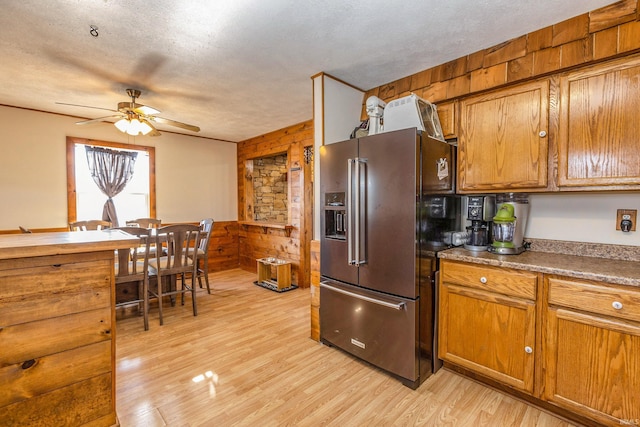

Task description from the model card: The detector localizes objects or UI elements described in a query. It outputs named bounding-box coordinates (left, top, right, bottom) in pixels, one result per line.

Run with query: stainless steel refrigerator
left=319, top=127, right=460, bottom=389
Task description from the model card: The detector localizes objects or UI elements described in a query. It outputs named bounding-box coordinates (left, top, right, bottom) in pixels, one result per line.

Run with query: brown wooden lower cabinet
left=438, top=261, right=538, bottom=394
left=544, top=276, right=640, bottom=426
left=439, top=260, right=640, bottom=427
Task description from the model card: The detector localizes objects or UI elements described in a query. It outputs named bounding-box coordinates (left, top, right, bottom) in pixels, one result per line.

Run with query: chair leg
left=203, top=256, right=211, bottom=294
left=191, top=272, right=198, bottom=316
left=157, top=274, right=164, bottom=326
left=180, top=273, right=186, bottom=306
left=143, top=277, right=149, bottom=331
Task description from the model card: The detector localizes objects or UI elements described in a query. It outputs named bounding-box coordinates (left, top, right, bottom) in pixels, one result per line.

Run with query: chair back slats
left=198, top=218, right=214, bottom=253
left=155, top=225, right=200, bottom=272
left=112, top=226, right=154, bottom=331
left=126, top=218, right=162, bottom=229
left=69, top=220, right=111, bottom=231
left=114, top=227, right=152, bottom=279
left=150, top=224, right=201, bottom=326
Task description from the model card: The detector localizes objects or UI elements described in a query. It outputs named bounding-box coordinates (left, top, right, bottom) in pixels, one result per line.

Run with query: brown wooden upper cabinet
left=435, top=101, right=456, bottom=139
left=458, top=80, right=550, bottom=193
left=558, top=54, right=640, bottom=190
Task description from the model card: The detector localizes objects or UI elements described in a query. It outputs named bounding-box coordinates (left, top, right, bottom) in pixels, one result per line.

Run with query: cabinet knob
left=612, top=301, right=623, bottom=310
left=480, top=276, right=487, bottom=284
left=524, top=346, right=533, bottom=354
left=539, top=130, right=547, bottom=137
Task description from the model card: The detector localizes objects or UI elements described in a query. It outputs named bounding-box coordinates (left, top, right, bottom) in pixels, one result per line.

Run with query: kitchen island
left=0, top=230, right=138, bottom=427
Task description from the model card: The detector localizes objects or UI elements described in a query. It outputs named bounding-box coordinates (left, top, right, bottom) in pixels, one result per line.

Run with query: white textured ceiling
left=0, top=0, right=613, bottom=142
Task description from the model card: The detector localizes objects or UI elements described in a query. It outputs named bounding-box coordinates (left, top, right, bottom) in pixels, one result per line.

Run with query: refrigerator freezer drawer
left=320, top=279, right=418, bottom=386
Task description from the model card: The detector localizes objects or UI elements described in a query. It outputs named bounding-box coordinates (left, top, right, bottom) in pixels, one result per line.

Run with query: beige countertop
left=439, top=246, right=640, bottom=288
left=0, top=229, right=139, bottom=259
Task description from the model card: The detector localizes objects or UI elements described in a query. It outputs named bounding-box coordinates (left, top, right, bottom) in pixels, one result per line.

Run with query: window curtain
left=85, top=146, right=138, bottom=227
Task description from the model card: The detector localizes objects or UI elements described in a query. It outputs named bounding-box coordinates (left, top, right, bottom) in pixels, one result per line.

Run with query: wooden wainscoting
left=310, top=239, right=320, bottom=341
left=237, top=120, right=314, bottom=288
left=207, top=220, right=240, bottom=272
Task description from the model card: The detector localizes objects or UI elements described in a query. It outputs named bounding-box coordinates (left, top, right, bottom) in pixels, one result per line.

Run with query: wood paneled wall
left=237, top=121, right=314, bottom=287
left=310, top=240, right=320, bottom=341
left=207, top=221, right=240, bottom=272
left=361, top=0, right=640, bottom=114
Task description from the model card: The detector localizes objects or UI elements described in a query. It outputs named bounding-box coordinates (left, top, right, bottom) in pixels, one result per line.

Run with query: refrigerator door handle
left=347, top=158, right=356, bottom=265
left=320, top=282, right=406, bottom=310
left=355, top=158, right=367, bottom=265
left=354, top=157, right=360, bottom=265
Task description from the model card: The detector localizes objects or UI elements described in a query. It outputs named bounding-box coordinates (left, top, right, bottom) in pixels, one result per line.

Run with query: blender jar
left=492, top=204, right=517, bottom=249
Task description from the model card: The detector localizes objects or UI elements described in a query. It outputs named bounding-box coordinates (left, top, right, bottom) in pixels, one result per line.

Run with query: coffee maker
left=489, top=193, right=529, bottom=255
left=462, top=195, right=495, bottom=251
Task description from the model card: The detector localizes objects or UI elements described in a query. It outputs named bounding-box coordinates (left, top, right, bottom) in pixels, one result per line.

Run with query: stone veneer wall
left=252, top=154, right=288, bottom=222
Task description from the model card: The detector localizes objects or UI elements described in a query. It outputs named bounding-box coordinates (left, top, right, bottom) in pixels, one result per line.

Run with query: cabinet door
left=558, top=55, right=640, bottom=188
left=544, top=308, right=640, bottom=426
left=435, top=101, right=456, bottom=139
left=458, top=80, right=549, bottom=192
left=438, top=282, right=536, bottom=393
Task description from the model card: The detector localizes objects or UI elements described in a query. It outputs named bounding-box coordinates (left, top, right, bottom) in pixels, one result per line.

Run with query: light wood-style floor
left=115, top=269, right=578, bottom=426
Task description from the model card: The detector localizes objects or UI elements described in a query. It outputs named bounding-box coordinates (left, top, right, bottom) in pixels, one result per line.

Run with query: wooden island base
left=0, top=230, right=138, bottom=427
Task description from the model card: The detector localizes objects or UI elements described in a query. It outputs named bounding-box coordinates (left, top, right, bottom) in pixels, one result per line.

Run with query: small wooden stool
left=257, top=257, right=291, bottom=289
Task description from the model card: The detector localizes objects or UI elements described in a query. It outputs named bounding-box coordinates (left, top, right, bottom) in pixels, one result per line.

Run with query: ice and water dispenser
left=324, top=192, right=346, bottom=240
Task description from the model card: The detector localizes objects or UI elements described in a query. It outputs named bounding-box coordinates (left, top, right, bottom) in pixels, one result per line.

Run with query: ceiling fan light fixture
left=114, top=117, right=153, bottom=136
left=114, top=118, right=130, bottom=133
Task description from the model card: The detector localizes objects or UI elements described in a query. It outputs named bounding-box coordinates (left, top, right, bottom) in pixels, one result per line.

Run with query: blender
left=489, top=193, right=529, bottom=255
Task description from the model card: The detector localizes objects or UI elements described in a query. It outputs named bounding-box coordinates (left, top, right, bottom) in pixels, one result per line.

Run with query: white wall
left=0, top=105, right=237, bottom=230
left=527, top=193, right=640, bottom=246
left=312, top=73, right=364, bottom=240
left=323, top=77, right=364, bottom=145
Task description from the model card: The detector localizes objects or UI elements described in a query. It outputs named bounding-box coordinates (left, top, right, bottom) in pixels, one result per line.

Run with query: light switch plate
left=616, top=209, right=637, bottom=231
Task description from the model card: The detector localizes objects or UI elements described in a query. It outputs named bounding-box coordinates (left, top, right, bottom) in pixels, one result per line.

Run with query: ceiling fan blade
left=56, top=102, right=118, bottom=113
left=76, top=115, right=124, bottom=125
left=140, top=118, right=162, bottom=137
left=135, top=104, right=160, bottom=115
left=118, top=101, right=160, bottom=115
left=148, top=116, right=200, bottom=132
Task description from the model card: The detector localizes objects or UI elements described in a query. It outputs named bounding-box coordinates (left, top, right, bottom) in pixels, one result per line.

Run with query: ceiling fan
left=57, top=89, right=200, bottom=136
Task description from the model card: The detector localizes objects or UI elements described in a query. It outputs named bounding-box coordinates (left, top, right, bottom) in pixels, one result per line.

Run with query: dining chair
left=190, top=218, right=214, bottom=294
left=69, top=220, right=112, bottom=231
left=148, top=224, right=200, bottom=326
left=113, top=227, right=156, bottom=331
left=126, top=218, right=162, bottom=229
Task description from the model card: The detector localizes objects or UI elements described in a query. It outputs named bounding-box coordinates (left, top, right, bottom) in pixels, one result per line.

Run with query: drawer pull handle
left=320, top=282, right=406, bottom=310
left=539, top=130, right=547, bottom=138
left=52, top=264, right=62, bottom=268
left=524, top=346, right=533, bottom=354
left=612, top=301, right=623, bottom=310
left=22, top=359, right=36, bottom=370
left=480, top=277, right=487, bottom=284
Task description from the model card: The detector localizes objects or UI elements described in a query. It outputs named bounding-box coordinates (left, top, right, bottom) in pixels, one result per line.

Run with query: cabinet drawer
left=441, top=261, right=537, bottom=300
left=548, top=276, right=640, bottom=323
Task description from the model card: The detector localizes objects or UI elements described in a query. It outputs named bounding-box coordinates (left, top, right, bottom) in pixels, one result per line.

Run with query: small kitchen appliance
left=489, top=193, right=529, bottom=255
left=381, top=93, right=446, bottom=141
left=463, top=195, right=495, bottom=251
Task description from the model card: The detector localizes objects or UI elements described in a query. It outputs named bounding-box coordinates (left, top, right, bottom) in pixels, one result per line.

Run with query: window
left=66, top=137, right=156, bottom=224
